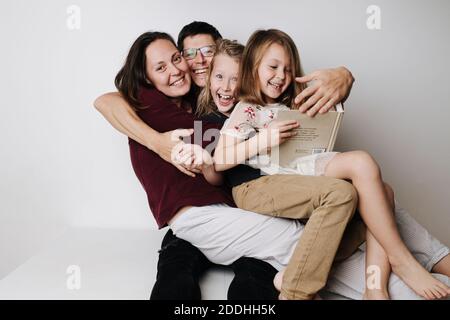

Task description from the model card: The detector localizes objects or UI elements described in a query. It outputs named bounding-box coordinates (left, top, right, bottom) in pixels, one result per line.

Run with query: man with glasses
left=181, top=43, right=217, bottom=87
left=178, top=22, right=222, bottom=89
left=94, top=21, right=356, bottom=300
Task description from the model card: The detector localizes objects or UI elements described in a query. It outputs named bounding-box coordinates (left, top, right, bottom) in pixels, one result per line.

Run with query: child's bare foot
left=273, top=270, right=284, bottom=292
left=363, top=289, right=390, bottom=300
left=390, top=253, right=450, bottom=300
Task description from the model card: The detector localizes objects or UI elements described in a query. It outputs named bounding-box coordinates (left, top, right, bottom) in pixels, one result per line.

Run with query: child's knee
left=350, top=151, right=381, bottom=179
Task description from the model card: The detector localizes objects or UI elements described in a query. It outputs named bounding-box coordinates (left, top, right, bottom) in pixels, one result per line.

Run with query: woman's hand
left=155, top=129, right=201, bottom=177
left=259, top=120, right=299, bottom=150
left=174, top=144, right=224, bottom=185
left=294, top=67, right=354, bottom=116
left=172, top=143, right=214, bottom=175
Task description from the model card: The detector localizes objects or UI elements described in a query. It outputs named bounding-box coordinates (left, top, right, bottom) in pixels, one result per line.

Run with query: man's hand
left=155, top=129, right=200, bottom=177
left=294, top=67, right=354, bottom=116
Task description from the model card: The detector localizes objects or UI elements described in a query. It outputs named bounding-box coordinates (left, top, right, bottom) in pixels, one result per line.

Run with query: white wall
left=1, top=0, right=449, bottom=279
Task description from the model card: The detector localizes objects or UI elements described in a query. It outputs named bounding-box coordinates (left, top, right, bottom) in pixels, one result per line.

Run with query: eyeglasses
left=182, top=45, right=217, bottom=60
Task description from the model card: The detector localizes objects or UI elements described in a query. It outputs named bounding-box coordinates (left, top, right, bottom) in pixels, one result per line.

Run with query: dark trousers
left=150, top=229, right=278, bottom=300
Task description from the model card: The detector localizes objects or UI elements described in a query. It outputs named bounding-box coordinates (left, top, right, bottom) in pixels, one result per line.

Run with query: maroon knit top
left=128, top=87, right=235, bottom=228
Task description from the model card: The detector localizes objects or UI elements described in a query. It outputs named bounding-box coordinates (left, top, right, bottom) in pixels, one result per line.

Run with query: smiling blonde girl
left=213, top=29, right=450, bottom=300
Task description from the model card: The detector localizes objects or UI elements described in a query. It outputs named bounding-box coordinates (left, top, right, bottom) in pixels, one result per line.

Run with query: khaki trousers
left=232, top=174, right=364, bottom=299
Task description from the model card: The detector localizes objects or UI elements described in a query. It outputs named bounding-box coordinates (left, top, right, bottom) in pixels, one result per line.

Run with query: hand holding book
left=269, top=106, right=344, bottom=167
left=262, top=120, right=300, bottom=147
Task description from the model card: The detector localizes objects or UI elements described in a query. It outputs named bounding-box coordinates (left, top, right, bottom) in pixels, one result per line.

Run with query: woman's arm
left=93, top=92, right=199, bottom=177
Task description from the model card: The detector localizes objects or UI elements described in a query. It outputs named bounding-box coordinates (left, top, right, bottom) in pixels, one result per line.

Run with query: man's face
left=182, top=34, right=216, bottom=88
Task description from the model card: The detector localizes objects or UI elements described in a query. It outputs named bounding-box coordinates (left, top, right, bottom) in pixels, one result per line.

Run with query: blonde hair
left=237, top=29, right=306, bottom=109
left=196, top=39, right=245, bottom=117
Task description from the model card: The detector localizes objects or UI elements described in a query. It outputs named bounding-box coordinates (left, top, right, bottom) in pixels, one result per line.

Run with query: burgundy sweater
left=129, top=88, right=235, bottom=228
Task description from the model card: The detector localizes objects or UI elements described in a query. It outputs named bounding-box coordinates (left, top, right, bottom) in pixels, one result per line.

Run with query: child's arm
left=213, top=132, right=268, bottom=172
left=213, top=102, right=265, bottom=172
left=202, top=163, right=224, bottom=186
left=213, top=120, right=299, bottom=172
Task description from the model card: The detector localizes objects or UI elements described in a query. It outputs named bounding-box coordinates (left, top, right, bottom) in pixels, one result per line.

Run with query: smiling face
left=183, top=34, right=217, bottom=88
left=145, top=39, right=191, bottom=99
left=257, top=43, right=292, bottom=103
left=209, top=54, right=240, bottom=115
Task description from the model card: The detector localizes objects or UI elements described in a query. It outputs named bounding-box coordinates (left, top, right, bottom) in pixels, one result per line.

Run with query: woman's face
left=257, top=43, right=292, bottom=103
left=209, top=54, right=239, bottom=115
left=145, top=39, right=191, bottom=98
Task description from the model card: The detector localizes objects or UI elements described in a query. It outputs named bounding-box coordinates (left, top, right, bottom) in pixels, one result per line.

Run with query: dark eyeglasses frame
left=182, top=45, right=217, bottom=60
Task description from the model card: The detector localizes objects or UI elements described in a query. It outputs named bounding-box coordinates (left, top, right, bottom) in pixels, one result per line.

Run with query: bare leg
left=363, top=183, right=394, bottom=300
left=432, top=255, right=450, bottom=277
left=324, top=151, right=450, bottom=300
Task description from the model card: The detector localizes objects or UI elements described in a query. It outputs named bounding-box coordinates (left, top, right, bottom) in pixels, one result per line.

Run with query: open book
left=270, top=105, right=344, bottom=167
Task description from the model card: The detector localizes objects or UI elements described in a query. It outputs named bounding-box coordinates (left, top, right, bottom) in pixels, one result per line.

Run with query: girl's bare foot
left=274, top=270, right=288, bottom=300
left=390, top=253, right=450, bottom=300
left=273, top=270, right=284, bottom=292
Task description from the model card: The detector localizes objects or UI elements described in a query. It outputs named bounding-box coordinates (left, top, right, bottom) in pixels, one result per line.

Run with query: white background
left=1, top=0, right=449, bottom=279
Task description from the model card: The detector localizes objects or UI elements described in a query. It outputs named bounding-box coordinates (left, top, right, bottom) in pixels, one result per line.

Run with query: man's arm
left=295, top=66, right=355, bottom=116
left=93, top=92, right=199, bottom=177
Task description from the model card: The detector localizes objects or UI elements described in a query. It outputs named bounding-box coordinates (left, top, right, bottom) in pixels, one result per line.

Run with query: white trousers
left=170, top=202, right=450, bottom=300
left=170, top=204, right=302, bottom=271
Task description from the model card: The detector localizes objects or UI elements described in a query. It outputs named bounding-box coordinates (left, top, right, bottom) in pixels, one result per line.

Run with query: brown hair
left=237, top=29, right=305, bottom=109
left=196, top=39, right=245, bottom=117
left=115, top=31, right=177, bottom=110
